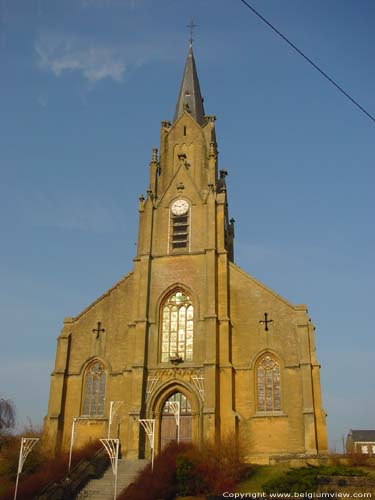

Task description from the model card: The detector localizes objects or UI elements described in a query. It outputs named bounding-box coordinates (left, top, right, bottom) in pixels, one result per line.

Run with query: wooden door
left=160, top=392, right=192, bottom=449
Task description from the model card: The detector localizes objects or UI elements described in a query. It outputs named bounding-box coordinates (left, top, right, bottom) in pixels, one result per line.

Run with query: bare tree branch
left=0, top=398, right=16, bottom=430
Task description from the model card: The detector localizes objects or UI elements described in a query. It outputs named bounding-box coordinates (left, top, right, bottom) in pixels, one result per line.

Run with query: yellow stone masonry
left=43, top=44, right=328, bottom=463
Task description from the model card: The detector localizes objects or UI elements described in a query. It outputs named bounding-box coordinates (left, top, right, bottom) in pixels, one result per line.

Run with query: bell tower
left=136, top=42, right=234, bottom=261
left=128, top=41, right=237, bottom=451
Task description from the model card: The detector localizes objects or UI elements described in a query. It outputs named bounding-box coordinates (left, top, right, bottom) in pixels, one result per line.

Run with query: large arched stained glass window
left=257, top=354, right=281, bottom=412
left=82, top=360, right=106, bottom=416
left=161, top=291, right=193, bottom=362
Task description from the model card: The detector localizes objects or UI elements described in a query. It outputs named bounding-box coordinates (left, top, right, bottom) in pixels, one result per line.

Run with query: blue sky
left=0, top=0, right=374, bottom=451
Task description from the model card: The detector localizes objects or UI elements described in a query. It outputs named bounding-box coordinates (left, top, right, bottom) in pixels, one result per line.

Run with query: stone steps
left=76, top=459, right=148, bottom=500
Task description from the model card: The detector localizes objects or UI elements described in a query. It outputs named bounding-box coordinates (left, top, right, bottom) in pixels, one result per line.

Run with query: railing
left=35, top=448, right=109, bottom=500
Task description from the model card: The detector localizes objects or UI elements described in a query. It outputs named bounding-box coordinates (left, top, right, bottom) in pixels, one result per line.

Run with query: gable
left=71, top=271, right=134, bottom=321
left=156, top=161, right=203, bottom=208
left=229, top=262, right=298, bottom=311
left=229, top=262, right=306, bottom=368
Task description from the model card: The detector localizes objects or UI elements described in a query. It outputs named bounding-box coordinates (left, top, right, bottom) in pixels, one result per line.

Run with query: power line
left=238, top=0, right=375, bottom=124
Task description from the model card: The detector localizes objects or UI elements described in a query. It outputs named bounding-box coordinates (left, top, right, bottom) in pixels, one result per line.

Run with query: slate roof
left=173, top=44, right=205, bottom=126
left=349, top=430, right=375, bottom=442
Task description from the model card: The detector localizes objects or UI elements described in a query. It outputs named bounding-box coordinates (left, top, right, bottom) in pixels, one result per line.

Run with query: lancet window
left=161, top=290, right=194, bottom=362
left=256, top=354, right=281, bottom=412
left=82, top=360, right=106, bottom=416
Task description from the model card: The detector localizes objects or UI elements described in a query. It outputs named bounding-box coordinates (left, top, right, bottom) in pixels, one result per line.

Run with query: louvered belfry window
left=82, top=360, right=106, bottom=416
left=257, top=354, right=281, bottom=412
left=161, top=291, right=194, bottom=362
left=171, top=213, right=189, bottom=250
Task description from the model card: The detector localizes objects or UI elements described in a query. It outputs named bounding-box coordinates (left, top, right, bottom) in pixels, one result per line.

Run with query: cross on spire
left=174, top=21, right=205, bottom=125
left=92, top=321, right=105, bottom=339
left=187, top=18, right=197, bottom=46
left=259, top=312, right=273, bottom=332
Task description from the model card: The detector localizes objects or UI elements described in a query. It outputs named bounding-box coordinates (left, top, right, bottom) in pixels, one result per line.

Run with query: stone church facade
left=44, top=43, right=328, bottom=462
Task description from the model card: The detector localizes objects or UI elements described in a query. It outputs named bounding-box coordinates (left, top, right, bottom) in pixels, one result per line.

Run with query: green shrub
left=176, top=454, right=195, bottom=496
left=319, top=465, right=368, bottom=477
left=262, top=465, right=368, bottom=494
left=263, top=467, right=318, bottom=494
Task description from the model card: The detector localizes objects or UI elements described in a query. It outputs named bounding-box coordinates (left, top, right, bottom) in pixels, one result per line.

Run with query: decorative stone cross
left=259, top=312, right=273, bottom=331
left=92, top=321, right=105, bottom=339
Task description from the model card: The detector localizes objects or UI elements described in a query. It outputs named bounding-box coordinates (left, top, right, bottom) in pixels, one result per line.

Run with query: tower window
left=170, top=199, right=190, bottom=252
left=172, top=215, right=189, bottom=249
left=256, top=354, right=281, bottom=412
left=183, top=126, right=187, bottom=136
left=161, top=290, right=194, bottom=363
left=82, top=360, right=106, bottom=416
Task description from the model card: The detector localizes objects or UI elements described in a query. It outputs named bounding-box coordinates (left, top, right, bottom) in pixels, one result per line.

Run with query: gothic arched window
left=82, top=360, right=106, bottom=416
left=162, top=392, right=192, bottom=416
left=256, top=354, right=281, bottom=412
left=161, top=290, right=194, bottom=362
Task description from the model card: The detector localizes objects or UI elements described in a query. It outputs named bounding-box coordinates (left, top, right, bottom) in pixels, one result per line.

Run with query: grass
left=235, top=463, right=371, bottom=494
left=235, top=464, right=290, bottom=493
left=364, top=467, right=375, bottom=479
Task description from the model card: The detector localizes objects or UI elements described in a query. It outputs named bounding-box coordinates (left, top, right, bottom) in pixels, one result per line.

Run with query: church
left=44, top=41, right=328, bottom=463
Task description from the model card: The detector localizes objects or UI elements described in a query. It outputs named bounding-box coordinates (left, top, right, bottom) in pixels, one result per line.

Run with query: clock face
left=171, top=199, right=189, bottom=216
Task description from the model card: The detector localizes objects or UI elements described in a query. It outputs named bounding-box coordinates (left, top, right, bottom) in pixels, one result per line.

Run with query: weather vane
left=187, top=18, right=197, bottom=45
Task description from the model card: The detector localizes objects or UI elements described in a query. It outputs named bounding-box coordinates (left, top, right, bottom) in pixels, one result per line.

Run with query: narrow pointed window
left=82, top=360, right=106, bottom=416
left=256, top=354, right=281, bottom=412
left=161, top=291, right=193, bottom=362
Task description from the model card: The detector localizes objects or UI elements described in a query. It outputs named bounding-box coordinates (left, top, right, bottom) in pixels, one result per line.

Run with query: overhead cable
left=238, top=0, right=375, bottom=124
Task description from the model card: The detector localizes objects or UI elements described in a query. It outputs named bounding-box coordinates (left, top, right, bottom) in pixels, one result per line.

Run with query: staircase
left=76, top=459, right=148, bottom=499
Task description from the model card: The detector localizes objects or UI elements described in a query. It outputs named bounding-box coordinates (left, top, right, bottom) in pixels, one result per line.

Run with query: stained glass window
left=257, top=354, right=281, bottom=412
left=82, top=361, right=106, bottom=416
left=161, top=291, right=193, bottom=362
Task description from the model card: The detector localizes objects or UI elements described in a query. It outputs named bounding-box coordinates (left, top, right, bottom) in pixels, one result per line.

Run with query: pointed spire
left=173, top=43, right=205, bottom=126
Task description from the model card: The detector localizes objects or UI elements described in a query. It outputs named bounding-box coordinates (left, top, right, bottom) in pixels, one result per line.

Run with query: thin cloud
left=35, top=31, right=187, bottom=85
left=35, top=34, right=129, bottom=83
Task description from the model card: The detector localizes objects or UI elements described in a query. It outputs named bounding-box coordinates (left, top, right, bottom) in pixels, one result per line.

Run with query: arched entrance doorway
left=160, top=392, right=192, bottom=449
